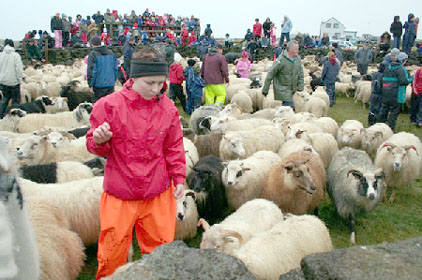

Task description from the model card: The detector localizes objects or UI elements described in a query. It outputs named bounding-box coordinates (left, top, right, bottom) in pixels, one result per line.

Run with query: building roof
left=321, top=17, right=342, bottom=24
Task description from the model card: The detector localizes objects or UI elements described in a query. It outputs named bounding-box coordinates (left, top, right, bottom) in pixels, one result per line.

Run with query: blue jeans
left=282, top=101, right=294, bottom=110
left=0, top=84, right=20, bottom=118
left=393, top=36, right=401, bottom=49
left=325, top=83, right=336, bottom=107
left=280, top=32, right=290, bottom=46
left=402, top=33, right=416, bottom=54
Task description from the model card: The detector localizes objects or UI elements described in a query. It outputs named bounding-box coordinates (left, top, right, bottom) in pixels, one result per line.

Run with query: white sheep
left=305, top=132, right=339, bottom=168
left=335, top=82, right=353, bottom=97
left=361, top=123, right=394, bottom=159
left=219, top=126, right=284, bottom=160
left=354, top=80, right=371, bottom=107
left=0, top=109, right=26, bottom=132
left=277, top=139, right=317, bottom=160
left=375, top=132, right=422, bottom=204
left=231, top=92, right=253, bottom=113
left=261, top=150, right=326, bottom=214
left=16, top=102, right=92, bottom=133
left=210, top=116, right=272, bottom=133
left=19, top=176, right=104, bottom=245
left=285, top=121, right=324, bottom=141
left=175, top=190, right=198, bottom=240
left=337, top=120, right=364, bottom=149
left=44, top=97, right=70, bottom=114
left=231, top=214, right=332, bottom=280
left=328, top=147, right=386, bottom=244
left=189, top=105, right=222, bottom=135
left=183, top=137, right=199, bottom=178
left=311, top=87, right=330, bottom=107
left=198, top=198, right=284, bottom=255
left=225, top=83, right=250, bottom=102
left=314, top=117, right=339, bottom=137
left=273, top=106, right=299, bottom=124
left=222, top=151, right=282, bottom=210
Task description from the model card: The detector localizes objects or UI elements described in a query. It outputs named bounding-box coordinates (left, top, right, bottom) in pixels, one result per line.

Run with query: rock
left=301, top=236, right=422, bottom=280
left=107, top=241, right=256, bottom=280
left=279, top=269, right=305, bottom=280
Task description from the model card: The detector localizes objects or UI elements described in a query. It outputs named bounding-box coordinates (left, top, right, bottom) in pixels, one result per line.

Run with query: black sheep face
left=349, top=170, right=384, bottom=201
left=9, top=109, right=26, bottom=118
left=41, top=96, right=54, bottom=106
left=60, top=85, right=70, bottom=97
left=189, top=169, right=212, bottom=193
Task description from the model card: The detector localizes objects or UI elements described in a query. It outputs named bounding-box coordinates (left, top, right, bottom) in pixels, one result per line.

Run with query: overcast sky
left=1, top=0, right=420, bottom=40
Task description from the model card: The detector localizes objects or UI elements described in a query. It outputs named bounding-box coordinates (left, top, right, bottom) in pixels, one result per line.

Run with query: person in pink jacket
left=236, top=50, right=252, bottom=78
left=86, top=46, right=185, bottom=279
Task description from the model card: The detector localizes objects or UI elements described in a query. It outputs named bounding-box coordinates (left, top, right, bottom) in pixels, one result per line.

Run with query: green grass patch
left=77, top=95, right=422, bottom=279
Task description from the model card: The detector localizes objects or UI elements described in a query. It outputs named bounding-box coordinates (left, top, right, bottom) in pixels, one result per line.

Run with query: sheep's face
left=16, top=136, right=48, bottom=164
left=209, top=116, right=228, bottom=131
left=176, top=191, right=196, bottom=222
left=200, top=225, right=242, bottom=254
left=296, top=112, right=316, bottom=122
left=348, top=169, right=385, bottom=201
left=361, top=130, right=383, bottom=150
left=189, top=169, right=212, bottom=193
left=224, top=135, right=245, bottom=157
left=391, top=147, right=409, bottom=171
left=74, top=103, right=93, bottom=123
left=39, top=81, right=47, bottom=91
left=272, top=118, right=291, bottom=135
left=223, top=161, right=250, bottom=188
left=8, top=109, right=26, bottom=118
left=296, top=91, right=310, bottom=102
left=339, top=128, right=360, bottom=145
left=48, top=132, right=70, bottom=148
left=52, top=97, right=68, bottom=110
left=284, top=162, right=316, bottom=194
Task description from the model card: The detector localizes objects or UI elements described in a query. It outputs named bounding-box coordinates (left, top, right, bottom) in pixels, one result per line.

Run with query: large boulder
left=300, top=236, right=422, bottom=280
left=107, top=241, right=255, bottom=280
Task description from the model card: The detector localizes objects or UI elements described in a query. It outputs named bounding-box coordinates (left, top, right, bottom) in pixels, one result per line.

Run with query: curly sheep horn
left=404, top=145, right=418, bottom=156
left=295, top=129, right=305, bottom=138
left=197, top=218, right=211, bottom=231
left=347, top=168, right=364, bottom=179
left=221, top=230, right=244, bottom=243
left=185, top=190, right=196, bottom=201
left=231, top=102, right=243, bottom=112
left=382, top=143, right=396, bottom=150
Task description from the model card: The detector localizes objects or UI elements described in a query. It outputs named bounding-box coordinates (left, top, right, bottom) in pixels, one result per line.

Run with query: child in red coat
left=169, top=52, right=186, bottom=111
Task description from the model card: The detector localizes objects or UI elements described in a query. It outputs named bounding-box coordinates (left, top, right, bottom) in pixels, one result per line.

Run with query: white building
left=320, top=18, right=357, bottom=40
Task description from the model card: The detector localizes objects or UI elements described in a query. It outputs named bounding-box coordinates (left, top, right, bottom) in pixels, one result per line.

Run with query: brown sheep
left=261, top=150, right=326, bottom=214
left=193, top=132, right=223, bottom=158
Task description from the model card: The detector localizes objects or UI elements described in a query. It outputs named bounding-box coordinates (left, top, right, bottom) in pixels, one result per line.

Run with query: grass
left=77, top=95, right=422, bottom=279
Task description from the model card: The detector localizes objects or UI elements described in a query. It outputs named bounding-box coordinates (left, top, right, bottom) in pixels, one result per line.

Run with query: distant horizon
left=2, top=0, right=420, bottom=41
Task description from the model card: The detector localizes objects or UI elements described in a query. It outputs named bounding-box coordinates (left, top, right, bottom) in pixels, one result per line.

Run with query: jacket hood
left=408, top=14, right=414, bottom=21
left=208, top=47, right=218, bottom=55
left=3, top=45, right=15, bottom=54
left=394, top=16, right=400, bottom=21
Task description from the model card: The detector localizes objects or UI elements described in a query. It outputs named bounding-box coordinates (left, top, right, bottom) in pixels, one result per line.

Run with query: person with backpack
left=368, top=63, right=385, bottom=125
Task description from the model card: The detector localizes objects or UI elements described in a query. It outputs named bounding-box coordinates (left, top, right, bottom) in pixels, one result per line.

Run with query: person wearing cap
left=354, top=43, right=373, bottom=75
left=86, top=46, right=185, bottom=279
left=0, top=39, right=23, bottom=118
left=204, top=24, right=213, bottom=40
left=402, top=13, right=416, bottom=54
left=396, top=52, right=413, bottom=108
left=245, top=37, right=259, bottom=62
left=376, top=52, right=412, bottom=131
left=169, top=52, right=186, bottom=112
left=87, top=35, right=118, bottom=102
left=322, top=51, right=340, bottom=107
left=411, top=63, right=422, bottom=126
left=200, top=44, right=229, bottom=106
left=383, top=47, right=400, bottom=65
left=262, top=40, right=304, bottom=109
left=236, top=50, right=252, bottom=78
left=51, top=13, right=63, bottom=48
left=104, top=9, right=116, bottom=36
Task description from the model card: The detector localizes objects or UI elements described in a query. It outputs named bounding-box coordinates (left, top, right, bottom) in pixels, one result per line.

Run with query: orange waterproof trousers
left=96, top=186, right=176, bottom=279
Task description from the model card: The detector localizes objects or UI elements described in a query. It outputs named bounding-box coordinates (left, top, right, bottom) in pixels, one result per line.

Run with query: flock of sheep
left=0, top=52, right=421, bottom=280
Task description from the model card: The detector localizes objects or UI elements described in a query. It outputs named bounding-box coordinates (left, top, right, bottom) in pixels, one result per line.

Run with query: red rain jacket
left=169, top=63, right=185, bottom=84
left=86, top=79, right=186, bottom=200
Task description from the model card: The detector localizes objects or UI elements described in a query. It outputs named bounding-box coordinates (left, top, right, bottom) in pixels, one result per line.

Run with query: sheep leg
left=348, top=214, right=356, bottom=245
left=388, top=189, right=396, bottom=205
left=313, top=207, right=319, bottom=217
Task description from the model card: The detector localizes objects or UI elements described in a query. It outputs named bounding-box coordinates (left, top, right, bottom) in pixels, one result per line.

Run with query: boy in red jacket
left=169, top=52, right=186, bottom=112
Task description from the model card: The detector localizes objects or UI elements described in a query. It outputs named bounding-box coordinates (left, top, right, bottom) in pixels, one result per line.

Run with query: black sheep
left=60, top=81, right=93, bottom=111
left=67, top=126, right=91, bottom=138
left=6, top=96, right=53, bottom=114
left=186, top=155, right=227, bottom=222
left=20, top=163, right=60, bottom=183
left=310, top=72, right=324, bottom=92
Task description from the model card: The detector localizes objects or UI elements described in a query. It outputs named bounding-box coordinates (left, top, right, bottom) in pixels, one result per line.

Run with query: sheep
left=272, top=117, right=293, bottom=135
left=243, top=107, right=277, bottom=120
left=285, top=121, right=325, bottom=141
left=210, top=116, right=272, bottom=133
left=183, top=137, right=199, bottom=178
left=311, top=87, right=330, bottom=107
left=60, top=80, right=93, bottom=111
left=66, top=126, right=90, bottom=138
left=190, top=105, right=222, bottom=135
left=0, top=109, right=26, bottom=132
left=175, top=190, right=198, bottom=240
left=314, top=117, right=339, bottom=137
left=375, top=132, right=422, bottom=204
left=6, top=95, right=54, bottom=114
left=222, top=151, right=282, bottom=210
left=230, top=214, right=332, bottom=280
left=305, top=132, right=339, bottom=168
left=19, top=176, right=104, bottom=245
left=225, top=83, right=250, bottom=102
left=327, top=147, right=386, bottom=244
left=274, top=106, right=300, bottom=124
left=217, top=103, right=243, bottom=119
left=278, top=139, right=317, bottom=160
left=20, top=161, right=94, bottom=184
left=293, top=90, right=328, bottom=117
left=337, top=120, right=364, bottom=149
left=219, top=126, right=284, bottom=160
left=44, top=96, right=70, bottom=114
left=361, top=123, right=394, bottom=159
left=186, top=155, right=226, bottom=222
left=335, top=82, right=353, bottom=97
left=16, top=102, right=92, bottom=133
left=21, top=82, right=43, bottom=100
left=198, top=198, right=284, bottom=255
left=193, top=132, right=222, bottom=158
left=83, top=156, right=107, bottom=176
left=41, top=81, right=61, bottom=97
left=261, top=150, right=326, bottom=215
left=0, top=137, right=40, bottom=280
left=231, top=92, right=253, bottom=113
left=354, top=80, right=371, bottom=106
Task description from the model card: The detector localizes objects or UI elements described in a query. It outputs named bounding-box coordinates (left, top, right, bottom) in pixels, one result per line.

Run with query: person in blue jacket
left=321, top=51, right=340, bottom=107
left=402, top=13, right=416, bottom=54
left=184, top=59, right=205, bottom=114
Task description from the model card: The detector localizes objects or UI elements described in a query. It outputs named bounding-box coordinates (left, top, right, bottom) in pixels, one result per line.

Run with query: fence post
left=44, top=38, right=49, bottom=63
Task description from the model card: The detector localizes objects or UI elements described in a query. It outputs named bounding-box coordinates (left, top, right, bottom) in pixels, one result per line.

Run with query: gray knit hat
left=90, top=35, right=102, bottom=46
left=390, top=48, right=400, bottom=56
left=397, top=52, right=408, bottom=63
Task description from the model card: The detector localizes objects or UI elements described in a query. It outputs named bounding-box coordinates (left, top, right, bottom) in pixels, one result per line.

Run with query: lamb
left=222, top=151, right=282, bottom=210
left=20, top=161, right=94, bottom=184
left=375, top=132, right=422, bottom=204
left=293, top=90, right=328, bottom=117
left=193, top=132, right=223, bottom=158
left=0, top=109, right=26, bottom=132
left=198, top=198, right=284, bottom=255
left=361, top=123, right=394, bottom=159
left=274, top=106, right=300, bottom=124
left=16, top=102, right=92, bottom=133
left=230, top=214, right=332, bottom=280
left=337, top=120, right=364, bottom=149
left=189, top=105, right=222, bottom=135
left=6, top=95, right=54, bottom=114
left=186, top=155, right=227, bottom=222
left=335, top=82, right=353, bottom=97
left=219, top=126, right=284, bottom=160
left=327, top=147, right=386, bottom=244
left=175, top=190, right=198, bottom=240
left=210, top=116, right=272, bottom=133
left=278, top=139, right=317, bottom=160
left=19, top=176, right=104, bottom=245
left=305, top=132, right=339, bottom=168
left=261, top=150, right=326, bottom=215
left=41, top=81, right=61, bottom=97
left=231, top=92, right=253, bottom=113
left=183, top=137, right=199, bottom=177
left=60, top=80, right=93, bottom=111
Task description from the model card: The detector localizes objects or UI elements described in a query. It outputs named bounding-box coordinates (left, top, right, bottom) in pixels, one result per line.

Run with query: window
left=334, top=23, right=339, bottom=28
left=326, top=23, right=331, bottom=28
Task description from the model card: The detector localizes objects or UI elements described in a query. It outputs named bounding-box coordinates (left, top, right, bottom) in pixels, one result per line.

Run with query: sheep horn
left=221, top=230, right=244, bottom=243
left=185, top=190, right=196, bottom=200
left=404, top=145, right=418, bottom=156
left=382, top=143, right=396, bottom=150
left=197, top=218, right=210, bottom=231
left=295, top=129, right=305, bottom=138
left=347, top=168, right=364, bottom=179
